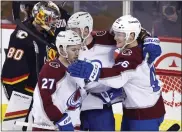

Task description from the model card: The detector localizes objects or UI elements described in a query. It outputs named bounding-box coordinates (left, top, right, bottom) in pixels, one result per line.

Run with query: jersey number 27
left=42, top=78, right=55, bottom=90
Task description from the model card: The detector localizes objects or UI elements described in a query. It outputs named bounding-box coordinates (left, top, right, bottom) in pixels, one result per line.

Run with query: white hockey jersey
left=98, top=46, right=165, bottom=119
left=78, top=31, right=116, bottom=111
left=32, top=59, right=83, bottom=127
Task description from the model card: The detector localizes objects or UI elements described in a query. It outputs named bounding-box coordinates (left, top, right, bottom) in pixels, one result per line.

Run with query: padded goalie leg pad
left=2, top=91, right=32, bottom=130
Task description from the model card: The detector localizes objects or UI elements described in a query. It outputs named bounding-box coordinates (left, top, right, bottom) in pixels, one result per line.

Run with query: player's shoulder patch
left=49, top=61, right=60, bottom=68
left=93, top=30, right=115, bottom=46
left=16, top=30, right=28, bottom=39
left=119, top=47, right=143, bottom=66
left=121, top=49, right=133, bottom=56
left=95, top=31, right=107, bottom=36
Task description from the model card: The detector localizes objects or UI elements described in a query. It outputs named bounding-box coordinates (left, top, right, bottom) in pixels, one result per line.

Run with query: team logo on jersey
left=46, top=47, right=57, bottom=62
left=49, top=62, right=60, bottom=68
left=67, top=85, right=82, bottom=110
left=122, top=49, right=132, bottom=56
left=16, top=30, right=28, bottom=39
left=96, top=31, right=107, bottom=36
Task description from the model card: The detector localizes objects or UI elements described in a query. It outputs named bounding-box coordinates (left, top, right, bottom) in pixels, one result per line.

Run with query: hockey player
left=12, top=1, right=70, bottom=35
left=12, top=1, right=70, bottom=62
left=31, top=1, right=70, bottom=37
left=66, top=12, right=162, bottom=131
left=1, top=2, right=61, bottom=127
left=68, top=15, right=165, bottom=131
left=2, top=0, right=60, bottom=99
left=31, top=1, right=70, bottom=62
left=32, top=30, right=83, bottom=131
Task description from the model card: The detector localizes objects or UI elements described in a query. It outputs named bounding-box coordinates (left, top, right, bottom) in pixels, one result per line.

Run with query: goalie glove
left=68, top=59, right=102, bottom=82
left=92, top=88, right=127, bottom=105
left=143, top=37, right=161, bottom=65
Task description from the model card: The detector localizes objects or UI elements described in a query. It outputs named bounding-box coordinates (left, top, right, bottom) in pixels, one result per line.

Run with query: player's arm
left=98, top=64, right=132, bottom=88
left=137, top=28, right=161, bottom=64
left=54, top=7, right=70, bottom=36
left=38, top=63, right=75, bottom=131
left=68, top=48, right=143, bottom=88
left=37, top=64, right=63, bottom=122
left=1, top=30, right=31, bottom=98
left=100, top=48, right=143, bottom=82
left=99, top=60, right=134, bottom=79
left=137, top=27, right=152, bottom=43
left=92, top=31, right=116, bottom=46
left=68, top=59, right=137, bottom=88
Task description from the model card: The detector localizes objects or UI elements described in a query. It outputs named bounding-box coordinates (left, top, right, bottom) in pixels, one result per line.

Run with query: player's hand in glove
left=68, top=59, right=102, bottom=81
left=55, top=113, right=74, bottom=131
left=137, top=27, right=151, bottom=44
left=143, top=37, right=162, bottom=65
left=92, top=88, right=127, bottom=105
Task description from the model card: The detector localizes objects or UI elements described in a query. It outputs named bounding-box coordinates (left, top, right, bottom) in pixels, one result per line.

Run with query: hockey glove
left=92, top=88, right=127, bottom=105
left=137, top=27, right=151, bottom=44
left=143, top=37, right=162, bottom=65
left=68, top=59, right=102, bottom=82
left=56, top=113, right=74, bottom=131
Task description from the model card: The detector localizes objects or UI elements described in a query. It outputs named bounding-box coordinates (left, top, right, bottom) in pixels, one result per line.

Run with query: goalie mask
left=56, top=30, right=82, bottom=58
left=32, top=1, right=61, bottom=36
left=112, top=15, right=141, bottom=49
left=67, top=12, right=93, bottom=41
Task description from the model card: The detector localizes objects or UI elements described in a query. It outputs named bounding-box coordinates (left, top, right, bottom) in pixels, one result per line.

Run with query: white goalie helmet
left=112, top=15, right=141, bottom=41
left=67, top=11, right=93, bottom=40
left=56, top=30, right=82, bottom=57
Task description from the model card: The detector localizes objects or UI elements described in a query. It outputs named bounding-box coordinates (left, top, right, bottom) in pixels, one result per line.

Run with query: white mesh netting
left=156, top=69, right=182, bottom=107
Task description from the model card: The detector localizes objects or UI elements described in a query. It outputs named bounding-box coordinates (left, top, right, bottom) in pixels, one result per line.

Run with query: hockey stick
left=15, top=19, right=57, bottom=50
left=22, top=41, right=39, bottom=131
left=33, top=41, right=40, bottom=78
left=167, top=123, right=180, bottom=131
left=15, top=121, right=57, bottom=130
left=60, top=1, right=67, bottom=7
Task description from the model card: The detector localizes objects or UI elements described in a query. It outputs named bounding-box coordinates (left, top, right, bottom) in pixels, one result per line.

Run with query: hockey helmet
left=112, top=15, right=141, bottom=43
left=56, top=30, right=82, bottom=58
left=32, top=1, right=61, bottom=36
left=67, top=12, right=93, bottom=40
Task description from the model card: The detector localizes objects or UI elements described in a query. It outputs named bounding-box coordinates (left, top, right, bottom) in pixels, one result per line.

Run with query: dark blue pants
left=121, top=115, right=164, bottom=131
left=80, top=105, right=115, bottom=131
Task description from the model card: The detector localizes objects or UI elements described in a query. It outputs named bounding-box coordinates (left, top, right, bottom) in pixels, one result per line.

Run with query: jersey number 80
left=7, top=47, right=24, bottom=61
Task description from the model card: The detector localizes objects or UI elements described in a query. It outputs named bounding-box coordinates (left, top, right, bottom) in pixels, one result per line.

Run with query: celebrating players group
left=1, top=1, right=165, bottom=131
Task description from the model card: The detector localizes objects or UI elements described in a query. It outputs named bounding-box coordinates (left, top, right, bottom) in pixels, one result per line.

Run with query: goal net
left=156, top=69, right=181, bottom=130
